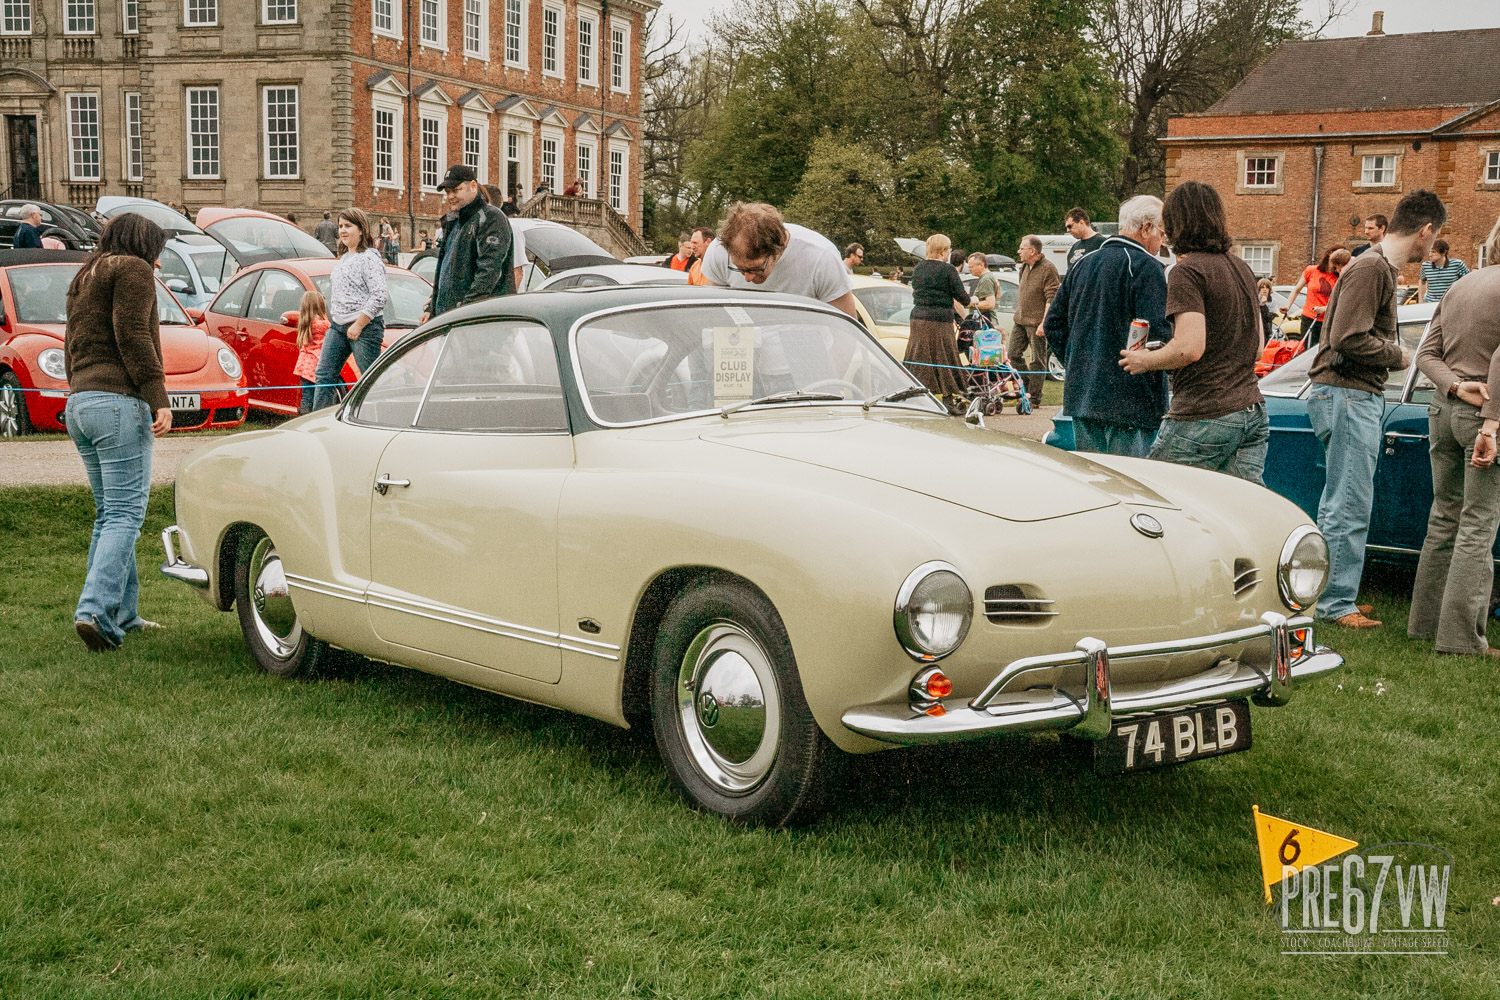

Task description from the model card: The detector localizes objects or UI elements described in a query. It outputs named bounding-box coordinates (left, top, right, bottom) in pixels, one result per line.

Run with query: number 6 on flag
left=1252, top=804, right=1359, bottom=903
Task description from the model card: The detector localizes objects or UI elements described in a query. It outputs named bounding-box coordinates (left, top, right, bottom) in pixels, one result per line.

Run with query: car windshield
left=1258, top=317, right=1433, bottom=401
left=311, top=270, right=429, bottom=328
left=185, top=245, right=235, bottom=291
left=574, top=302, right=940, bottom=425
left=9, top=264, right=190, bottom=325
left=853, top=285, right=913, bottom=326
left=104, top=202, right=199, bottom=234
left=209, top=217, right=334, bottom=259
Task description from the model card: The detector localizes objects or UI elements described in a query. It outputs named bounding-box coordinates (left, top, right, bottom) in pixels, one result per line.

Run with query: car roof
left=218, top=257, right=430, bottom=283
left=430, top=283, right=849, bottom=332
left=542, top=263, right=688, bottom=285
left=0, top=248, right=92, bottom=267
left=197, top=206, right=293, bottom=228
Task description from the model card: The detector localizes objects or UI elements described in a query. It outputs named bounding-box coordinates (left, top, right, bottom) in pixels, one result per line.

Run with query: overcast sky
left=661, top=0, right=1500, bottom=40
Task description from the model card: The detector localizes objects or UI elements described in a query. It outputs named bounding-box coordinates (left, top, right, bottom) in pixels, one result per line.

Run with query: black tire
left=1047, top=353, right=1066, bottom=383
left=0, top=370, right=33, bottom=438
left=233, top=529, right=327, bottom=678
left=649, top=574, right=831, bottom=827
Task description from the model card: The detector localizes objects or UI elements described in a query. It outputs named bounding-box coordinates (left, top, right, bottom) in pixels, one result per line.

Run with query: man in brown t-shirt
left=1118, top=181, right=1268, bottom=483
left=1303, top=190, right=1443, bottom=629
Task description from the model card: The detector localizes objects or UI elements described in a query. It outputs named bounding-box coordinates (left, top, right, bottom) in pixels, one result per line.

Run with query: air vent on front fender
left=983, top=585, right=1055, bottom=625
left=1233, top=558, right=1260, bottom=598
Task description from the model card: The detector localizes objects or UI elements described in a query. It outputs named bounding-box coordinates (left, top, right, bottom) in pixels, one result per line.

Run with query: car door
left=365, top=319, right=574, bottom=685
left=1369, top=319, right=1440, bottom=556
left=206, top=270, right=259, bottom=366
left=242, top=268, right=307, bottom=412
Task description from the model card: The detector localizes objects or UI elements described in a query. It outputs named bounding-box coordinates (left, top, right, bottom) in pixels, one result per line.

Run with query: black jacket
left=13, top=222, right=43, bottom=249
left=428, top=197, right=516, bottom=316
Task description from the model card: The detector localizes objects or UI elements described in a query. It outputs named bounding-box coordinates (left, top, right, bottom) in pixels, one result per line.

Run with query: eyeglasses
left=728, top=253, right=779, bottom=278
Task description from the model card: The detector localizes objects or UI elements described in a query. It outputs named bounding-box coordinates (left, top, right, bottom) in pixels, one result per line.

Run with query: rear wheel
left=1047, top=353, right=1066, bottom=383
left=233, top=529, right=327, bottom=677
left=0, top=371, right=33, bottom=438
left=650, top=575, right=830, bottom=826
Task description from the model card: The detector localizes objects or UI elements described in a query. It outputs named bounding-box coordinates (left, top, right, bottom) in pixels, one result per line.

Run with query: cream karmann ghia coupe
left=162, top=286, right=1342, bottom=826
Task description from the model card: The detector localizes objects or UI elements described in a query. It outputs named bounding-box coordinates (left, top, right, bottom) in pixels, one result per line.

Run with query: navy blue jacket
left=1042, top=236, right=1170, bottom=430
left=12, top=222, right=43, bottom=249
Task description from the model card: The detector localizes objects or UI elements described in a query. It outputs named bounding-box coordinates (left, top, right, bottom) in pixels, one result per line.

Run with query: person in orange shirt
left=686, top=226, right=714, bottom=286
left=663, top=234, right=693, bottom=271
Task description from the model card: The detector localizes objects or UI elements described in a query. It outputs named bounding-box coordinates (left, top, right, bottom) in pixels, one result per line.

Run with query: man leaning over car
left=421, top=164, right=516, bottom=323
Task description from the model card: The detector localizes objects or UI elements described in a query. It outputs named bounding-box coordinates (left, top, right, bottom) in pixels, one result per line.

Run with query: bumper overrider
left=842, top=612, right=1341, bottom=746
left=161, top=526, right=210, bottom=589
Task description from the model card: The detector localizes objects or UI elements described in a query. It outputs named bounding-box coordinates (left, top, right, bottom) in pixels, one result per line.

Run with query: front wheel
left=650, top=576, right=831, bottom=826
left=233, top=529, right=327, bottom=677
left=1047, top=353, right=1066, bottom=383
left=0, top=371, right=33, bottom=437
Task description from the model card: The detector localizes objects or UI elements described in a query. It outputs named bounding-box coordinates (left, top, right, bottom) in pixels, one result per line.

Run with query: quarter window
left=263, top=86, right=300, bottom=178
left=185, top=0, right=216, bottom=26
left=1240, top=245, right=1275, bottom=278
left=1361, top=154, right=1396, bottom=186
left=65, top=0, right=93, bottom=32
left=66, top=93, right=101, bottom=181
left=2, top=1, right=30, bottom=34
left=1243, top=157, right=1277, bottom=188
left=351, top=332, right=450, bottom=428
left=415, top=323, right=569, bottom=433
left=187, top=87, right=220, bottom=178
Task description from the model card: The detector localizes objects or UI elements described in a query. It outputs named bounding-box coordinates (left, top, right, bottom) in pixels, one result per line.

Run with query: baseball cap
left=437, top=164, right=478, bottom=190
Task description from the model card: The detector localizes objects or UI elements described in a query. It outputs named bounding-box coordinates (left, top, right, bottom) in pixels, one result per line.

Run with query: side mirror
left=184, top=306, right=205, bottom=325
left=165, top=278, right=192, bottom=294
left=280, top=310, right=300, bottom=328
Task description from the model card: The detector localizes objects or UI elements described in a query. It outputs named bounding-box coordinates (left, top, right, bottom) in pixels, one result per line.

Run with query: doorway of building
left=5, top=116, right=40, bottom=200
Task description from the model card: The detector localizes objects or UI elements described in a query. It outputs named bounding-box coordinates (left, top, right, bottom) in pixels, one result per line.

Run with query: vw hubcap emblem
left=1131, top=512, right=1164, bottom=538
left=697, top=691, right=720, bottom=728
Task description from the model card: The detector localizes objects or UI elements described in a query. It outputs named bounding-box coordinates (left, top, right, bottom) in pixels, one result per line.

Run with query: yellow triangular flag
left=1252, top=805, right=1359, bottom=903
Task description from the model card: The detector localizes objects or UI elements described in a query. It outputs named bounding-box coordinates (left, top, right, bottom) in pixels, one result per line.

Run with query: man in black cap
left=421, top=164, right=516, bottom=322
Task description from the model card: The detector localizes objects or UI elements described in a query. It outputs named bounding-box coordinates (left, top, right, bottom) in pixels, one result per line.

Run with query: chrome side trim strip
left=366, top=598, right=565, bottom=650
left=284, top=572, right=365, bottom=599
left=559, top=643, right=619, bottom=661
left=286, top=580, right=366, bottom=604
left=368, top=590, right=561, bottom=639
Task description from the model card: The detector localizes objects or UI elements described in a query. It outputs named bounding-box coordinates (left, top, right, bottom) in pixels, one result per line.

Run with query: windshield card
left=713, top=327, right=755, bottom=404
left=724, top=306, right=754, bottom=326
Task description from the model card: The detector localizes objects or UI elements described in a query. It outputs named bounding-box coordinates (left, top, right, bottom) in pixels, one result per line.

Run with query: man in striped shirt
left=1419, top=240, right=1470, bottom=302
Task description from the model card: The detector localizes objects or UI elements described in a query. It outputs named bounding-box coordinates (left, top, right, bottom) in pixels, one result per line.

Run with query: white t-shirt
left=700, top=223, right=852, bottom=303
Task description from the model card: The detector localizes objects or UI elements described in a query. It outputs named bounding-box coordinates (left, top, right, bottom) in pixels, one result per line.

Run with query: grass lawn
left=1, top=485, right=1496, bottom=999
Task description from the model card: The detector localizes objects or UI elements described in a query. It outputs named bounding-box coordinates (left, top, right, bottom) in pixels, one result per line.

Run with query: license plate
left=168, top=393, right=201, bottom=411
left=1093, top=699, right=1252, bottom=775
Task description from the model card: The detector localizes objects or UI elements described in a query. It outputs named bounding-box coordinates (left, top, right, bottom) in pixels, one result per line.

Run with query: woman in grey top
left=1410, top=215, right=1500, bottom=657
left=312, top=208, right=388, bottom=411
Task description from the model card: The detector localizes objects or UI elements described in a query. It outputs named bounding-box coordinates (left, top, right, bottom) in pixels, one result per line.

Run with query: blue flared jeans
left=1306, top=384, right=1383, bottom=620
left=67, top=391, right=153, bottom=646
left=311, top=316, right=384, bottom=411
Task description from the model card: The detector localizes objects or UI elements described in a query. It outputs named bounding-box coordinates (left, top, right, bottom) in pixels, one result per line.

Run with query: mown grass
left=1, top=485, right=1496, bottom=999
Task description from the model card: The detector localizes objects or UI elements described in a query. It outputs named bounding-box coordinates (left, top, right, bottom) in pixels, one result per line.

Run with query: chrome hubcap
left=677, top=622, right=780, bottom=794
left=248, top=537, right=301, bottom=659
left=0, top=385, right=21, bottom=437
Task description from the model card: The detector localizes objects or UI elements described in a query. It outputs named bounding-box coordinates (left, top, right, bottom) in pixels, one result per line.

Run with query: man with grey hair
left=1043, top=195, right=1171, bottom=456
left=13, top=204, right=44, bottom=249
left=1011, top=235, right=1059, bottom=405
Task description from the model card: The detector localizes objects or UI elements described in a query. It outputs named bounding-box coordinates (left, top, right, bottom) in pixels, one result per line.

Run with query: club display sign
left=713, top=327, right=755, bottom=405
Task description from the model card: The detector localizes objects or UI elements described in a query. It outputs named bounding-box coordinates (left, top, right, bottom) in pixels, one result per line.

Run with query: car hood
left=24, top=323, right=209, bottom=374
left=699, top=412, right=1178, bottom=521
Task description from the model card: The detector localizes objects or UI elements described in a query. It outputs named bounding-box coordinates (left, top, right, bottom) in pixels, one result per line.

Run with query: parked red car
left=200, top=257, right=431, bottom=415
left=0, top=249, right=248, bottom=437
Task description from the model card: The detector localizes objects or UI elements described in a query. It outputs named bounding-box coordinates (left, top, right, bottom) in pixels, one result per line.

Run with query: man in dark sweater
left=1306, top=190, right=1445, bottom=629
left=1044, top=195, right=1170, bottom=457
left=422, top=165, right=515, bottom=321
left=13, top=204, right=44, bottom=249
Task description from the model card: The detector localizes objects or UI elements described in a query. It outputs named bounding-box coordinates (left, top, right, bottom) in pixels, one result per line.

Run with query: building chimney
left=1368, top=11, right=1385, bottom=35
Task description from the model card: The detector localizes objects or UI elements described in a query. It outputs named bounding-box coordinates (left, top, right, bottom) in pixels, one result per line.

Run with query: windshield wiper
left=719, top=390, right=846, bottom=418
left=862, top=386, right=932, bottom=410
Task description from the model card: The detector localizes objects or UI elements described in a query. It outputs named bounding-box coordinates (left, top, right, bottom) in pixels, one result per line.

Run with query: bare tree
left=1097, top=0, right=1351, bottom=197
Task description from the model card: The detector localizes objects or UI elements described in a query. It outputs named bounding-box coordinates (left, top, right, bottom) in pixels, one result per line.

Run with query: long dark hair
left=68, top=212, right=168, bottom=296
left=338, top=207, right=376, bottom=255
left=1162, top=180, right=1232, bottom=255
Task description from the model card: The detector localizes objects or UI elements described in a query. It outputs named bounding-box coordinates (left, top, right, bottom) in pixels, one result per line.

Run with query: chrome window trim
left=566, top=297, right=937, bottom=429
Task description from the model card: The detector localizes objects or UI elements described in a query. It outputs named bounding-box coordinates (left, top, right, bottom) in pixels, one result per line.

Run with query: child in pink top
left=294, top=289, right=331, bottom=414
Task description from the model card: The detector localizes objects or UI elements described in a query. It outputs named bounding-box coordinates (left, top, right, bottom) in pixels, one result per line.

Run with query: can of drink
left=1127, top=318, right=1150, bottom=351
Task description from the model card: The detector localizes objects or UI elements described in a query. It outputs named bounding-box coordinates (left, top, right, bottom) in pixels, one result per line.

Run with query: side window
left=574, top=274, right=616, bottom=287
left=212, top=272, right=260, bottom=317
left=414, top=322, right=569, bottom=433
left=999, top=280, right=1019, bottom=312
left=548, top=274, right=580, bottom=289
left=246, top=269, right=305, bottom=324
left=349, top=331, right=448, bottom=428
left=157, top=248, right=192, bottom=289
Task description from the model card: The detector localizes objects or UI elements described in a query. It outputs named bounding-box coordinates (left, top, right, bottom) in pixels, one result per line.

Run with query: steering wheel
left=801, top=378, right=863, bottom=398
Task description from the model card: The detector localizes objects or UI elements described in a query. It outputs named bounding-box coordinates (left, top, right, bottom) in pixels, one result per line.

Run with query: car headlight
left=894, top=561, right=973, bottom=661
left=217, top=347, right=242, bottom=379
left=37, top=348, right=67, bottom=381
left=1278, top=526, right=1329, bottom=611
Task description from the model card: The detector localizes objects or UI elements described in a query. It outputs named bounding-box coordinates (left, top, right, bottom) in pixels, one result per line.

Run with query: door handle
left=374, top=474, right=410, bottom=495
left=1384, top=432, right=1426, bottom=441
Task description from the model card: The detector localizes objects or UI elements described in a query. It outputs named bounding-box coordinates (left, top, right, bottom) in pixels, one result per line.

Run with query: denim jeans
left=1306, top=384, right=1384, bottom=620
left=67, top=391, right=153, bottom=646
left=1409, top=396, right=1500, bottom=653
left=1072, top=417, right=1156, bottom=458
left=1149, top=404, right=1270, bottom=485
left=298, top=378, right=315, bottom=415
left=311, top=316, right=384, bottom=411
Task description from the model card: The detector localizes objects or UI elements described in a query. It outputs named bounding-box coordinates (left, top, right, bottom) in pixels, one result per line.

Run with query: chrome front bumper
left=160, top=525, right=210, bottom=589
left=841, top=612, right=1341, bottom=746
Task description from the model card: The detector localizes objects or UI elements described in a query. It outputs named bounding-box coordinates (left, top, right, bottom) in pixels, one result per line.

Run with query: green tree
left=785, top=137, right=910, bottom=263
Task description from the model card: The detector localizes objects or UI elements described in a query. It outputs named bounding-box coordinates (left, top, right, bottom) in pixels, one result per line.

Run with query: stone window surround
left=1479, top=147, right=1500, bottom=192
left=262, top=0, right=296, bottom=26
left=65, top=90, right=102, bottom=182
left=576, top=4, right=599, bottom=89
left=122, top=91, right=143, bottom=182
left=1234, top=150, right=1285, bottom=196
left=372, top=0, right=400, bottom=40
left=418, top=0, right=446, bottom=52
left=261, top=82, right=301, bottom=181
left=2, top=0, right=32, bottom=35
left=372, top=93, right=405, bottom=191
left=185, top=84, right=222, bottom=180
left=608, top=16, right=630, bottom=94
left=464, top=0, right=489, bottom=62
left=607, top=137, right=628, bottom=212
left=461, top=108, right=490, bottom=184
left=1352, top=143, right=1403, bottom=193
left=541, top=1, right=564, bottom=79
left=183, top=0, right=217, bottom=29
left=64, top=0, right=95, bottom=35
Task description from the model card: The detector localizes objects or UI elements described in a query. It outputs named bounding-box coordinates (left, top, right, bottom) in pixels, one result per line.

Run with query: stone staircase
left=520, top=194, right=650, bottom=259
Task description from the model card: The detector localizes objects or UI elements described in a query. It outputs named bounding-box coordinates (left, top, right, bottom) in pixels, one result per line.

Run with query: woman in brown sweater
left=64, top=212, right=172, bottom=652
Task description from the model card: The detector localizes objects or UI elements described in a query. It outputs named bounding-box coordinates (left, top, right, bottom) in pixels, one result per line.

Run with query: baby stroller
left=958, top=310, right=1031, bottom=416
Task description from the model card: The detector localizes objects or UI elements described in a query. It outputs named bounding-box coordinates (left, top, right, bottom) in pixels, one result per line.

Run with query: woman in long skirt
left=904, top=233, right=971, bottom=411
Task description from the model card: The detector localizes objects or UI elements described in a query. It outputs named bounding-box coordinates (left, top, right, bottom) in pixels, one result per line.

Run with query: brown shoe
left=1333, top=612, right=1382, bottom=629
left=1356, top=605, right=1374, bottom=615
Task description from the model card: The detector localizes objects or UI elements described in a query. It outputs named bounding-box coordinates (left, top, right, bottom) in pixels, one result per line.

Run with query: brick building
left=1164, top=21, right=1500, bottom=285
left=0, top=0, right=655, bottom=252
